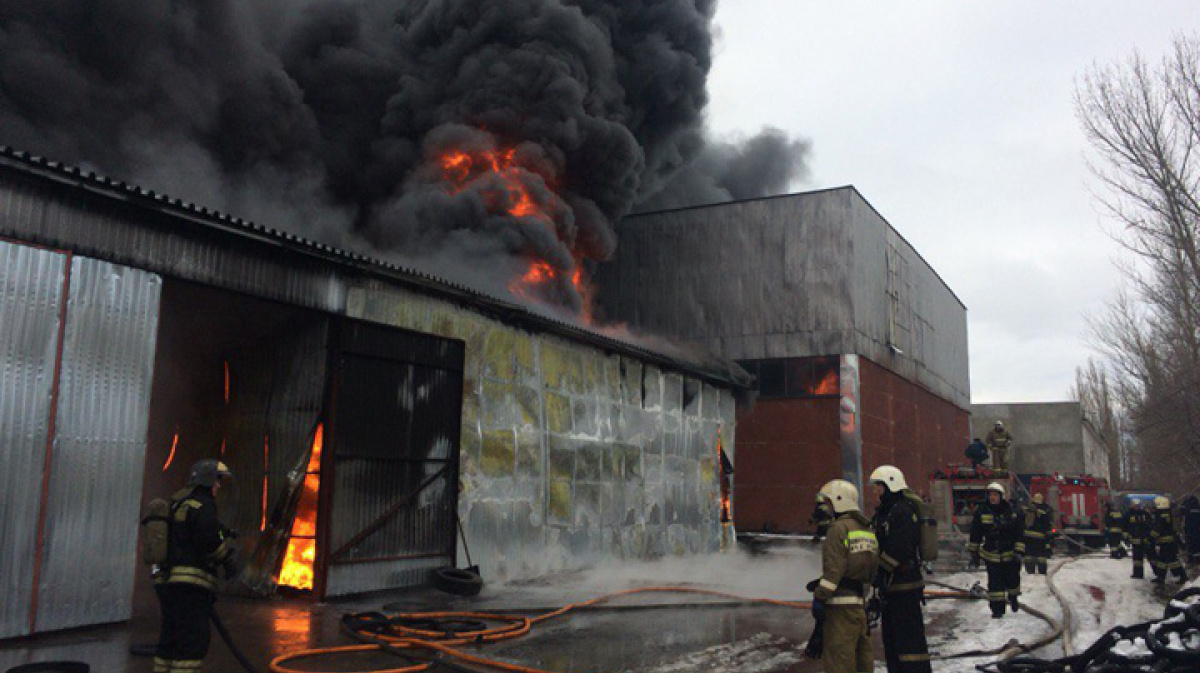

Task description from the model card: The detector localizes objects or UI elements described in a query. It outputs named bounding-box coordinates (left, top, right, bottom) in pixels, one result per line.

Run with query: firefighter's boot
left=1009, top=595, right=1020, bottom=613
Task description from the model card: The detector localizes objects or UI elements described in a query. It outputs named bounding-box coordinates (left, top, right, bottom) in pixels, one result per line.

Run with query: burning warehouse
left=0, top=147, right=749, bottom=639
left=595, top=187, right=971, bottom=531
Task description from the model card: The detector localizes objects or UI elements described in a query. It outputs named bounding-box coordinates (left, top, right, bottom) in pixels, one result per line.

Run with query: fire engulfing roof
left=0, top=145, right=750, bottom=390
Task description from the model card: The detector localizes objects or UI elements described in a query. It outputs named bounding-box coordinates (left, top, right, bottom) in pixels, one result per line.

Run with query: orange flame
left=261, top=434, right=270, bottom=532
left=278, top=424, right=323, bottom=591
left=438, top=146, right=593, bottom=315
left=162, top=429, right=179, bottom=472
left=812, top=369, right=839, bottom=396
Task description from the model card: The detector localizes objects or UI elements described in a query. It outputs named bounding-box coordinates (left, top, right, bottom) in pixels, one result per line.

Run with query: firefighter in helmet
left=1104, top=502, right=1127, bottom=559
left=869, top=466, right=932, bottom=673
left=1149, top=496, right=1188, bottom=585
left=968, top=482, right=1024, bottom=618
left=1126, top=501, right=1151, bottom=579
left=809, top=479, right=879, bottom=673
left=1021, top=493, right=1054, bottom=574
left=985, top=421, right=1013, bottom=472
left=156, top=459, right=241, bottom=673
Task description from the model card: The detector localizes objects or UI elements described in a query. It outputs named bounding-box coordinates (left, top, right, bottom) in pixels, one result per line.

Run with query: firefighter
left=1127, top=501, right=1150, bottom=579
left=156, top=459, right=241, bottom=673
left=869, top=466, right=932, bottom=673
left=968, top=482, right=1023, bottom=618
left=810, top=479, right=879, bottom=673
left=810, top=495, right=835, bottom=544
left=965, top=437, right=989, bottom=471
left=1149, top=496, right=1188, bottom=585
left=985, top=421, right=1013, bottom=472
left=1104, top=502, right=1127, bottom=559
left=1182, top=495, right=1200, bottom=564
left=1021, top=493, right=1054, bottom=575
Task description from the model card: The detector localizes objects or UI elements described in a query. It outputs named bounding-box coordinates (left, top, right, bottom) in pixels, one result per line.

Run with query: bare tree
left=1077, top=34, right=1200, bottom=494
left=1070, top=358, right=1129, bottom=487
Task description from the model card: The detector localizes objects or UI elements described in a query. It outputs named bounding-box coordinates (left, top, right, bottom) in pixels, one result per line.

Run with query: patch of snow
left=638, top=633, right=802, bottom=673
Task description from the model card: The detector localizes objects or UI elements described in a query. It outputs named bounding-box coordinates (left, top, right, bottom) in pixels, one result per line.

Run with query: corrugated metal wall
left=0, top=242, right=161, bottom=636
left=35, top=257, right=161, bottom=632
left=0, top=242, right=66, bottom=639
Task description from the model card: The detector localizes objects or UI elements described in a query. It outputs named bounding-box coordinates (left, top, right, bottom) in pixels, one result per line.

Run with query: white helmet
left=995, top=421, right=1004, bottom=427
left=869, top=465, right=908, bottom=492
left=987, top=482, right=1006, bottom=496
left=1155, top=496, right=1171, bottom=510
left=819, top=479, right=861, bottom=514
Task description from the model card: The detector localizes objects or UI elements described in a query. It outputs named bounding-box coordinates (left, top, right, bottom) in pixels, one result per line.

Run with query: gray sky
left=705, top=1, right=1199, bottom=403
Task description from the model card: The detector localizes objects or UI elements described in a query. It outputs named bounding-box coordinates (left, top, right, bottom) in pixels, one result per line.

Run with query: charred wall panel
left=35, top=258, right=161, bottom=632
left=0, top=241, right=66, bottom=639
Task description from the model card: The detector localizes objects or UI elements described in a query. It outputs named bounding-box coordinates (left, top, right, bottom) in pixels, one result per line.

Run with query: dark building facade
left=597, top=187, right=971, bottom=532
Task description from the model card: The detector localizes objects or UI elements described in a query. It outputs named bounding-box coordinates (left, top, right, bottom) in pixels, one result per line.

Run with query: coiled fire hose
left=974, top=586, right=1200, bottom=673
left=272, top=586, right=982, bottom=673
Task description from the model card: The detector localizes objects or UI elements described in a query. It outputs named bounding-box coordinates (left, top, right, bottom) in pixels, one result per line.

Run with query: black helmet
left=189, top=459, right=233, bottom=487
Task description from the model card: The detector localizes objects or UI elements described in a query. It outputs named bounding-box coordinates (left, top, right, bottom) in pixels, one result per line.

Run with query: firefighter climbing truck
left=1029, top=473, right=1111, bottom=549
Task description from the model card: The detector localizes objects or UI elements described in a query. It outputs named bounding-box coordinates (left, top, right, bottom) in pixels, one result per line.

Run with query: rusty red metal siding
left=733, top=357, right=969, bottom=533
left=859, top=357, right=969, bottom=507
left=734, top=397, right=840, bottom=533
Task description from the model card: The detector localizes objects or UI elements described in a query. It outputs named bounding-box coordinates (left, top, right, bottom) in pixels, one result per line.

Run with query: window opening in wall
left=737, top=357, right=840, bottom=399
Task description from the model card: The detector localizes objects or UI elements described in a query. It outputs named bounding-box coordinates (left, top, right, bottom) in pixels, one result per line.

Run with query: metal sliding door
left=0, top=238, right=161, bottom=637
left=323, top=320, right=464, bottom=597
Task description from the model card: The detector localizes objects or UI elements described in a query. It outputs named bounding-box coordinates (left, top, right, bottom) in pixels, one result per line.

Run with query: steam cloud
left=0, top=0, right=809, bottom=311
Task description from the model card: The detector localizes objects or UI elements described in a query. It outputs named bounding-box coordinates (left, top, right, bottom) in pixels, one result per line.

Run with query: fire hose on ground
left=269, top=584, right=1045, bottom=673
left=972, top=553, right=1200, bottom=673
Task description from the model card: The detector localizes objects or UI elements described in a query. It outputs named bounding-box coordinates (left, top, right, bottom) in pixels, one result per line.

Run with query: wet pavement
left=1, top=547, right=887, bottom=673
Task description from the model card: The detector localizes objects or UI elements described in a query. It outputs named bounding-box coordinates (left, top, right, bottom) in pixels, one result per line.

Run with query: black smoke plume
left=0, top=0, right=809, bottom=312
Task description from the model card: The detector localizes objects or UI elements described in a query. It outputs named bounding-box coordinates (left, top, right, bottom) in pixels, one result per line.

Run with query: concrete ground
left=0, top=546, right=950, bottom=673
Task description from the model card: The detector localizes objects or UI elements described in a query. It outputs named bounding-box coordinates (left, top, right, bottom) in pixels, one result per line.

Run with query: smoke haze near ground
left=0, top=0, right=809, bottom=311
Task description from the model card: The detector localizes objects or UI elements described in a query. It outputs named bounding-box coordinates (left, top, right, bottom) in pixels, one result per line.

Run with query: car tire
left=431, top=566, right=483, bottom=597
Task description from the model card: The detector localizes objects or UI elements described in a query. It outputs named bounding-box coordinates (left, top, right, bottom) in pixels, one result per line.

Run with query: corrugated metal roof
left=0, top=146, right=751, bottom=390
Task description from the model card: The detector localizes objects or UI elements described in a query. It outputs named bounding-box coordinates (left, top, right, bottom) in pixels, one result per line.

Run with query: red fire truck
left=1029, top=473, right=1110, bottom=549
left=929, top=463, right=1021, bottom=548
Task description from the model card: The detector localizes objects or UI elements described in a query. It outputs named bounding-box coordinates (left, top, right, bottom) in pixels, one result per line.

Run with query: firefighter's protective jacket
left=814, top=512, right=879, bottom=605
left=1105, top=508, right=1126, bottom=536
left=166, top=486, right=235, bottom=591
left=1126, top=508, right=1150, bottom=545
left=1023, top=503, right=1054, bottom=540
left=968, top=500, right=1023, bottom=562
left=1149, top=509, right=1180, bottom=548
left=873, top=489, right=924, bottom=594
left=985, top=428, right=1013, bottom=450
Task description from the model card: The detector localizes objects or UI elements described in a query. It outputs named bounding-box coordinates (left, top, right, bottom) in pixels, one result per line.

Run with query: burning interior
left=140, top=281, right=464, bottom=602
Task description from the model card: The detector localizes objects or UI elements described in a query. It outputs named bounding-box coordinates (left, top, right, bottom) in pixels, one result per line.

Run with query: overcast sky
left=705, top=1, right=1198, bottom=403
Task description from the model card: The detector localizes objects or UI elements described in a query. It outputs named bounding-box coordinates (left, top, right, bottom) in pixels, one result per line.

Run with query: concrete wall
left=347, top=284, right=738, bottom=581
left=971, top=402, right=1111, bottom=482
left=597, top=187, right=970, bottom=409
